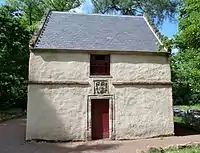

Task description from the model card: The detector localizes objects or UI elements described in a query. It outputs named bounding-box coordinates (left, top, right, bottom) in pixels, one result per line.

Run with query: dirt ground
left=1, top=118, right=200, bottom=153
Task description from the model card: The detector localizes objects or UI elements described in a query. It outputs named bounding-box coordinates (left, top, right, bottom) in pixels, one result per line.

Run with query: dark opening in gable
left=90, top=55, right=110, bottom=75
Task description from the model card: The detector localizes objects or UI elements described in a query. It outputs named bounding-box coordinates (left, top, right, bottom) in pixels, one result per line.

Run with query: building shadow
left=174, top=122, right=200, bottom=136
left=0, top=84, right=120, bottom=153
left=0, top=117, right=120, bottom=153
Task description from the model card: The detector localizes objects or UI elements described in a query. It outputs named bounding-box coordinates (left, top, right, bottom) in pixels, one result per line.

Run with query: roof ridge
left=51, top=11, right=144, bottom=18
left=29, top=10, right=52, bottom=49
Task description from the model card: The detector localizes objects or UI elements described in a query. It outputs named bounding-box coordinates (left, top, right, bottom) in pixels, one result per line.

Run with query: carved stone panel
left=94, top=80, right=109, bottom=95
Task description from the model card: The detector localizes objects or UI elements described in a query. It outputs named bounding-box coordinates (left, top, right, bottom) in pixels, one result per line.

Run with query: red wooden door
left=91, top=99, right=109, bottom=140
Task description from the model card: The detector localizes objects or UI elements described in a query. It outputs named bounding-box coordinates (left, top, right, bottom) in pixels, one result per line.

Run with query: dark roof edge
left=143, top=14, right=168, bottom=52
left=30, top=48, right=170, bottom=56
left=29, top=10, right=52, bottom=49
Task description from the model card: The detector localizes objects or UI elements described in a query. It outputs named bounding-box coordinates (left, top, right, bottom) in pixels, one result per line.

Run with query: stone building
left=27, top=11, right=174, bottom=141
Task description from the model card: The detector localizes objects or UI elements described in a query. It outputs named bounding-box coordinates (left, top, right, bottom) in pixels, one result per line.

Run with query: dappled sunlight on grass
left=174, top=116, right=184, bottom=124
left=147, top=146, right=200, bottom=153
left=174, top=105, right=200, bottom=111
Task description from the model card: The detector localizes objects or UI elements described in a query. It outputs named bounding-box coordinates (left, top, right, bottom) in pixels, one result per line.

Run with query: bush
left=182, top=111, right=200, bottom=130
left=0, top=5, right=31, bottom=110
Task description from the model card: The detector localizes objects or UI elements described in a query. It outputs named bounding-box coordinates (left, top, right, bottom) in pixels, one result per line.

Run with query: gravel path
left=1, top=118, right=200, bottom=153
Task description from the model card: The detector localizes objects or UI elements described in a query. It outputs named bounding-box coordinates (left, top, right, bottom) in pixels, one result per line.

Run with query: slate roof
left=34, top=11, right=161, bottom=52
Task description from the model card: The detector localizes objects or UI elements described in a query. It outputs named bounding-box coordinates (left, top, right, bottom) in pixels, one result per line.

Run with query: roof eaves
left=31, top=48, right=170, bottom=56
left=29, top=9, right=52, bottom=50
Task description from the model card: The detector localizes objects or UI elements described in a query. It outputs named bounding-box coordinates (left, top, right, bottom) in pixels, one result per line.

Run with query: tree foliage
left=43, top=0, right=82, bottom=11
left=6, top=0, right=46, bottom=31
left=92, top=0, right=182, bottom=24
left=0, top=5, right=31, bottom=109
left=0, top=0, right=84, bottom=110
left=175, top=0, right=200, bottom=50
left=6, top=0, right=83, bottom=31
left=172, top=0, right=200, bottom=105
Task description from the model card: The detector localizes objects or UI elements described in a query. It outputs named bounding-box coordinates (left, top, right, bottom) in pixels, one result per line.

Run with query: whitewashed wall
left=27, top=52, right=173, bottom=140
left=111, top=54, right=171, bottom=82
left=26, top=85, right=91, bottom=140
left=114, top=85, right=173, bottom=139
left=29, top=52, right=90, bottom=81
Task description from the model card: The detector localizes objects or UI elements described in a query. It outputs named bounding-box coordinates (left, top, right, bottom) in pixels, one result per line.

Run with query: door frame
left=86, top=95, right=115, bottom=140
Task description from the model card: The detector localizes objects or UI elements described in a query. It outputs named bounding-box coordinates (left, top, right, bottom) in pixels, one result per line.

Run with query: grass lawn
left=174, top=104, right=200, bottom=111
left=147, top=146, right=200, bottom=153
left=174, top=116, right=184, bottom=124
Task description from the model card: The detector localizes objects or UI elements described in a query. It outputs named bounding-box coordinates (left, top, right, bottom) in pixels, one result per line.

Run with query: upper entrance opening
left=90, top=55, right=110, bottom=75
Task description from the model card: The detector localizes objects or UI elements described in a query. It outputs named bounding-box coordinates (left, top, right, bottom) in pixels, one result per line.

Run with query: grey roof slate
left=34, top=11, right=161, bottom=52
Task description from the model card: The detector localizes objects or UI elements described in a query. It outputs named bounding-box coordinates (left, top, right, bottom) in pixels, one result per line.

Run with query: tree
left=171, top=50, right=200, bottom=105
left=0, top=5, right=31, bottom=109
left=175, top=0, right=200, bottom=50
left=6, top=0, right=46, bottom=31
left=92, top=0, right=183, bottom=24
left=171, top=0, right=200, bottom=105
left=6, top=0, right=83, bottom=31
left=0, top=0, right=84, bottom=110
left=43, top=0, right=82, bottom=11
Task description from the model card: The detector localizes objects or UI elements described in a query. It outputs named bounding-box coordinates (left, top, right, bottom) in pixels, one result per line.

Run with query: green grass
left=174, top=104, right=200, bottom=111
left=174, top=116, right=184, bottom=124
left=147, top=146, right=200, bottom=153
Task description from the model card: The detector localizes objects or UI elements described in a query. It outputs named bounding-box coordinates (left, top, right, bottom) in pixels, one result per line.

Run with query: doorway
left=91, top=99, right=109, bottom=140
